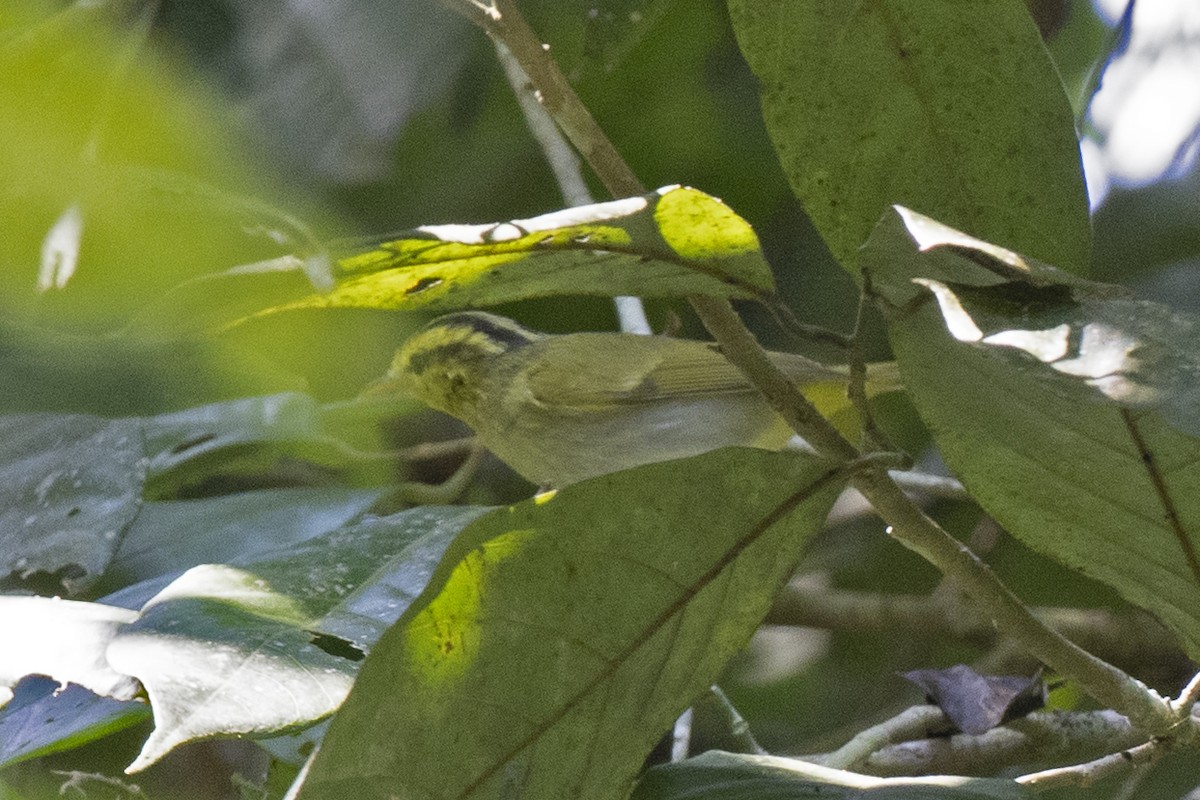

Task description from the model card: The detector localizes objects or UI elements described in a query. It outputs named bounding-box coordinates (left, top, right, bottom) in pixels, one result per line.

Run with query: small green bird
left=371, top=311, right=901, bottom=486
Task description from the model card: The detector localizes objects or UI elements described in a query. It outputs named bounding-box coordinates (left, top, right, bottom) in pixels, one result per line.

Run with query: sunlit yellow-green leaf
left=217, top=186, right=775, bottom=326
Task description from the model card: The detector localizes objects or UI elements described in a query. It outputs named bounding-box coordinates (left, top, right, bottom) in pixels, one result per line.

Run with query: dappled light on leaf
left=185, top=186, right=776, bottom=330
left=298, top=449, right=845, bottom=800
left=864, top=206, right=1200, bottom=657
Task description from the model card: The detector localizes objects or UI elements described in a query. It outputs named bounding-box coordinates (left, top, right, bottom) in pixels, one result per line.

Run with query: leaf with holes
left=297, top=448, right=845, bottom=800
left=149, top=186, right=775, bottom=332
left=289, top=185, right=773, bottom=310
left=728, top=0, right=1089, bottom=275
left=862, top=206, right=1200, bottom=658
left=104, top=505, right=487, bottom=772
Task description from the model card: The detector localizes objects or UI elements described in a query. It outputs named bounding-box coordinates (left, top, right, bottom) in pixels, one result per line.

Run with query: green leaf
left=161, top=186, right=775, bottom=331
left=632, top=751, right=1027, bottom=800
left=92, top=487, right=386, bottom=597
left=583, top=0, right=681, bottom=73
left=728, top=0, right=1089, bottom=274
left=862, top=206, right=1200, bottom=657
left=107, top=506, right=487, bottom=772
left=298, top=448, right=845, bottom=800
left=0, top=394, right=395, bottom=594
left=140, top=392, right=388, bottom=498
left=0, top=414, right=145, bottom=594
left=0, top=679, right=149, bottom=771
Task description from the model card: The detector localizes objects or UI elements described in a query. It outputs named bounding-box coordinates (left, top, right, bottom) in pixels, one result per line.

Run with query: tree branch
left=1015, top=735, right=1166, bottom=790
left=864, top=710, right=1144, bottom=779
left=437, top=0, right=1179, bottom=736
left=812, top=705, right=948, bottom=770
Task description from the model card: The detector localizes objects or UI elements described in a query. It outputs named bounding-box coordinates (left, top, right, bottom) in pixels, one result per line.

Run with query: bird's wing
left=523, top=334, right=847, bottom=410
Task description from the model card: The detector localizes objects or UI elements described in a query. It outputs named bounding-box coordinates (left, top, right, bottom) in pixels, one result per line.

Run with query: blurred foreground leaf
left=0, top=1, right=328, bottom=324
left=728, top=0, right=1089, bottom=274
left=632, top=751, right=1026, bottom=800
left=299, top=448, right=844, bottom=800
left=863, top=206, right=1200, bottom=657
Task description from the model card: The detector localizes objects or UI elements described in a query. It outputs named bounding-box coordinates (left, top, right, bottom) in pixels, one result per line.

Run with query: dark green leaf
left=92, top=487, right=386, bottom=596
left=107, top=506, right=486, bottom=771
left=0, top=415, right=145, bottom=594
left=863, top=206, right=1200, bottom=657
left=728, top=0, right=1089, bottom=274
left=0, top=678, right=149, bottom=771
left=584, top=0, right=680, bottom=73
left=299, top=448, right=845, bottom=800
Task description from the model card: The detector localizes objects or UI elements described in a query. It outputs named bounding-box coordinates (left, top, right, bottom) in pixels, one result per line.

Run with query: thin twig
left=705, top=685, right=767, bottom=755
left=1173, top=670, right=1200, bottom=714
left=812, top=705, right=948, bottom=770
left=1016, top=737, right=1164, bottom=790
left=397, top=442, right=488, bottom=505
left=491, top=40, right=650, bottom=334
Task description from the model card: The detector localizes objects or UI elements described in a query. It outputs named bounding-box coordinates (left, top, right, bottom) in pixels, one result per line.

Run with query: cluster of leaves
left=3, top=1, right=1200, bottom=800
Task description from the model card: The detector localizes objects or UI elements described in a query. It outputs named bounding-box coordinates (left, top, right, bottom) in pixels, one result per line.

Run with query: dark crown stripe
left=427, top=312, right=538, bottom=351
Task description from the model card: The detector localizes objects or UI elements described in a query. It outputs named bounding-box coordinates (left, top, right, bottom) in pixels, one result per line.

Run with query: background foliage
left=4, top=0, right=1200, bottom=798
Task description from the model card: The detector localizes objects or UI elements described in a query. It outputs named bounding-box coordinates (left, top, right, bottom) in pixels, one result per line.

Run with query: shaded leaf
left=298, top=448, right=845, bottom=800
left=0, top=415, right=145, bottom=594
left=107, top=506, right=486, bottom=771
left=728, top=0, right=1089, bottom=273
left=0, top=678, right=149, bottom=770
left=862, top=206, right=1200, bottom=657
left=141, top=392, right=360, bottom=496
left=901, top=664, right=1045, bottom=736
left=632, top=750, right=1027, bottom=800
left=92, top=487, right=386, bottom=597
left=0, top=393, right=393, bottom=595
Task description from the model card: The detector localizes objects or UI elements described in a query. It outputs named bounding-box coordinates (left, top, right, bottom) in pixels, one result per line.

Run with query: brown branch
left=438, top=0, right=1179, bottom=736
